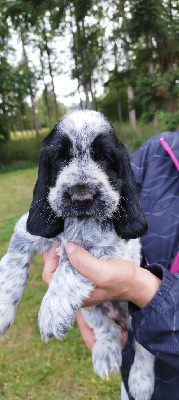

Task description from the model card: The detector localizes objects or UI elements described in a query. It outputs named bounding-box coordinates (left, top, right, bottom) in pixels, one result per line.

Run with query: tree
left=36, top=88, right=66, bottom=128
left=37, top=17, right=60, bottom=121
left=70, top=0, right=105, bottom=109
left=128, top=0, right=179, bottom=115
left=0, top=11, right=29, bottom=139
left=0, top=13, right=11, bottom=141
left=25, top=0, right=68, bottom=120
left=1, top=0, right=40, bottom=138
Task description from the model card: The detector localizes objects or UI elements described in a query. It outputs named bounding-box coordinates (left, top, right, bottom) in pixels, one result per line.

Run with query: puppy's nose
left=70, top=185, right=93, bottom=208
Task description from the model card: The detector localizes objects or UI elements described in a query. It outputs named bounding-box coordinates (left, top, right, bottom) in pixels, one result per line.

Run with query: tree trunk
left=121, top=1, right=136, bottom=131
left=19, top=22, right=39, bottom=140
left=127, top=85, right=136, bottom=131
left=117, top=89, right=123, bottom=123
left=89, top=79, right=96, bottom=110
left=170, top=93, right=178, bottom=113
left=146, top=33, right=154, bottom=77
left=31, top=97, right=39, bottom=136
left=84, top=83, right=91, bottom=109
left=146, top=33, right=157, bottom=128
left=114, top=41, right=123, bottom=123
left=40, top=48, right=51, bottom=125
left=42, top=19, right=59, bottom=121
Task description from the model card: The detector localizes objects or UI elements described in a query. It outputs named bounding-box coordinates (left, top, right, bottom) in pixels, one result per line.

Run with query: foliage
left=0, top=130, right=48, bottom=172
left=112, top=120, right=166, bottom=152
left=36, top=89, right=66, bottom=128
left=0, top=115, right=10, bottom=142
left=0, top=0, right=178, bottom=148
left=97, top=88, right=128, bottom=121
left=156, top=111, right=179, bottom=132
left=70, top=0, right=105, bottom=108
left=128, top=0, right=179, bottom=75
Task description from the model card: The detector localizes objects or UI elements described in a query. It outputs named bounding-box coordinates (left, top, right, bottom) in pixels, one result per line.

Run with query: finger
left=42, top=242, right=59, bottom=263
left=121, top=330, right=128, bottom=350
left=42, top=264, right=55, bottom=285
left=65, top=242, right=111, bottom=286
left=42, top=243, right=59, bottom=285
left=75, top=310, right=95, bottom=351
left=83, top=306, right=96, bottom=311
left=82, top=287, right=116, bottom=307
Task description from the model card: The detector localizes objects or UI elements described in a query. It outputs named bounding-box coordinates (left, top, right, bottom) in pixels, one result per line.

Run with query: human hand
left=42, top=244, right=129, bottom=350
left=42, top=241, right=136, bottom=304
left=65, top=242, right=161, bottom=309
left=42, top=241, right=161, bottom=309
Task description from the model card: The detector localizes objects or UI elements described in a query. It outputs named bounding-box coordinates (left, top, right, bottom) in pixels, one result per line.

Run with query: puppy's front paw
left=0, top=304, right=17, bottom=336
left=128, top=363, right=154, bottom=400
left=38, top=292, right=77, bottom=341
left=92, top=340, right=122, bottom=380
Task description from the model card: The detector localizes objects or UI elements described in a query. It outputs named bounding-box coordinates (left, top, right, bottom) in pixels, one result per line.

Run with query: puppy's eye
left=97, top=154, right=108, bottom=162
left=93, top=152, right=114, bottom=165
left=92, top=149, right=108, bottom=163
left=56, top=155, right=71, bottom=164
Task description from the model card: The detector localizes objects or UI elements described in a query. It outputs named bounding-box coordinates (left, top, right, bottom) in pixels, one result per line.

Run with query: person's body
left=42, top=131, right=179, bottom=399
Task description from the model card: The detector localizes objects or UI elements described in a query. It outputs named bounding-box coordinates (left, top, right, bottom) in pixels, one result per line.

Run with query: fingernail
left=65, top=241, right=78, bottom=255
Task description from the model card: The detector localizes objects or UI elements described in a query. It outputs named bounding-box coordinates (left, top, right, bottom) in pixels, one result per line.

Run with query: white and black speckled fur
left=0, top=110, right=154, bottom=400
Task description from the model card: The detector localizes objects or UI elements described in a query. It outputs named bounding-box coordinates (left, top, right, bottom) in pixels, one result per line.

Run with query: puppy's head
left=27, top=110, right=148, bottom=239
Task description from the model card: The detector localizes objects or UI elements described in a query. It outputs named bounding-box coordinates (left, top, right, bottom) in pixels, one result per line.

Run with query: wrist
left=126, top=265, right=161, bottom=308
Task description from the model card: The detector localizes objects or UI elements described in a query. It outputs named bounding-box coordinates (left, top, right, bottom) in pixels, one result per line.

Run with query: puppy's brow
left=91, top=134, right=117, bottom=158
left=91, top=134, right=104, bottom=150
left=43, top=135, right=72, bottom=151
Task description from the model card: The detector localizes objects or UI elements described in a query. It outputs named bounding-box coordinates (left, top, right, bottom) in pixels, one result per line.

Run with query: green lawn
left=0, top=168, right=121, bottom=400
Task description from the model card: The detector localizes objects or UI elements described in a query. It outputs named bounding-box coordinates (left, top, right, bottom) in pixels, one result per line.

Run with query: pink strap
left=160, top=136, right=179, bottom=171
left=170, top=252, right=179, bottom=273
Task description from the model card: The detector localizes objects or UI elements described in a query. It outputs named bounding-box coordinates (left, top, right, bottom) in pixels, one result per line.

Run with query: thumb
left=65, top=242, right=108, bottom=286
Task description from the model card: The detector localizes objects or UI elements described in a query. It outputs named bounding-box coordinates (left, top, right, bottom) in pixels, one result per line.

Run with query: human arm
left=64, top=242, right=179, bottom=370
left=129, top=263, right=179, bottom=370
left=42, top=241, right=179, bottom=369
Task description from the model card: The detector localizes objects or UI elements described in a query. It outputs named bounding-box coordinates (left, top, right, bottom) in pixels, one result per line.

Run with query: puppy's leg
left=128, top=341, right=155, bottom=400
left=39, top=257, right=94, bottom=341
left=82, top=307, right=123, bottom=379
left=0, top=214, right=53, bottom=336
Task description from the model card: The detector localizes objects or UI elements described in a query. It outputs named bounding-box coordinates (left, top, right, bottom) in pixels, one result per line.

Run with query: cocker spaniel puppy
left=0, top=110, right=154, bottom=400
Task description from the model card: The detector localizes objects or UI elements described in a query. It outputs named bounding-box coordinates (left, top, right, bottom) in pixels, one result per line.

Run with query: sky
left=10, top=28, right=104, bottom=108
left=10, top=29, right=82, bottom=107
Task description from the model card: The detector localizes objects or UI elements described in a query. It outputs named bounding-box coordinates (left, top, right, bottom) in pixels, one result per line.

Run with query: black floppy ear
left=26, top=151, right=64, bottom=239
left=114, top=143, right=148, bottom=239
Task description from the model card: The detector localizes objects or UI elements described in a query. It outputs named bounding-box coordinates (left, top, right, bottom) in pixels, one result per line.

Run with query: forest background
left=0, top=0, right=178, bottom=171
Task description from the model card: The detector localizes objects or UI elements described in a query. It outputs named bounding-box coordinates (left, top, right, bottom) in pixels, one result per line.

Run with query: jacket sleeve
left=129, top=264, right=179, bottom=370
left=130, top=138, right=179, bottom=369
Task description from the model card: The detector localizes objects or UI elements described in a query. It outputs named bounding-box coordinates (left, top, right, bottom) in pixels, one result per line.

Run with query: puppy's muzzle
left=70, top=184, right=94, bottom=210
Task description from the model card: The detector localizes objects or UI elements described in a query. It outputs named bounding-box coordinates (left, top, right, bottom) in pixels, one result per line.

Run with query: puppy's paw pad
left=128, top=365, right=154, bottom=400
left=92, top=340, right=122, bottom=380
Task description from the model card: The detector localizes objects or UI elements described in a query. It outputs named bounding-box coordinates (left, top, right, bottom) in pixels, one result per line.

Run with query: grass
left=0, top=168, right=122, bottom=400
left=0, top=129, right=49, bottom=173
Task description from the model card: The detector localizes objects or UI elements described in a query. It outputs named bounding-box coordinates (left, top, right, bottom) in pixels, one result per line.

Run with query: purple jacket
left=121, top=131, right=179, bottom=399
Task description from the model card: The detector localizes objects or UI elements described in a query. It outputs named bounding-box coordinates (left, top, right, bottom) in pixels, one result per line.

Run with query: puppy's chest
left=57, top=218, right=141, bottom=266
